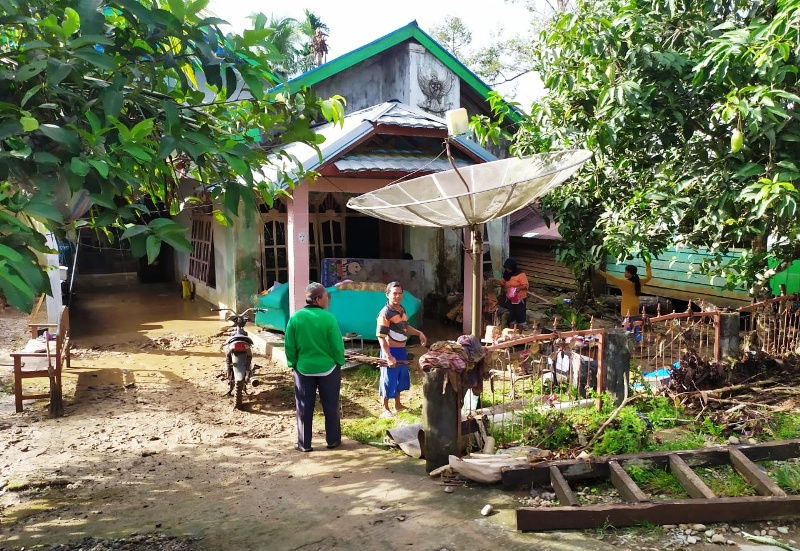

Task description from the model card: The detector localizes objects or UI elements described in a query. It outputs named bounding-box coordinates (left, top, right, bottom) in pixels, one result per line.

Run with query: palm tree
left=298, top=10, right=330, bottom=71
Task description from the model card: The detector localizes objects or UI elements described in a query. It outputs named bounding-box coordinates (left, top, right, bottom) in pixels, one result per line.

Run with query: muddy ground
left=0, top=284, right=796, bottom=551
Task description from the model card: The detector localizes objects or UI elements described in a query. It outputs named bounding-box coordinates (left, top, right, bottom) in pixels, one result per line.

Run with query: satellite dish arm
left=445, top=138, right=471, bottom=193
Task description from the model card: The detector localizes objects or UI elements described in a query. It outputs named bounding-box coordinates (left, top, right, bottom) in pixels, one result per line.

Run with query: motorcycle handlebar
left=211, top=307, right=268, bottom=316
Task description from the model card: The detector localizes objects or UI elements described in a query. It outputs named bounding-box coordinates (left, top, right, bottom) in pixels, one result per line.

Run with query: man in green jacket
left=285, top=282, right=346, bottom=452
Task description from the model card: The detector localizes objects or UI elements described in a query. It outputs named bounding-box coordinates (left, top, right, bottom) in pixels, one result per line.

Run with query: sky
left=205, top=0, right=544, bottom=105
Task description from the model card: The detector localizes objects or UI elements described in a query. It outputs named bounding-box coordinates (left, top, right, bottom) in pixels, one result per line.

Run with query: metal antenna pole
left=471, top=224, right=483, bottom=338
left=446, top=137, right=483, bottom=338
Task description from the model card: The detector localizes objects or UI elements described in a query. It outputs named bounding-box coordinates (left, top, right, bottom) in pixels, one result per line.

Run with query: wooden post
left=602, top=329, right=630, bottom=406
left=717, top=312, right=740, bottom=363
left=423, top=368, right=460, bottom=473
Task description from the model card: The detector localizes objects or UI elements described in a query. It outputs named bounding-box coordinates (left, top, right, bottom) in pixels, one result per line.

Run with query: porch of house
left=254, top=306, right=465, bottom=369
left=68, top=279, right=465, bottom=369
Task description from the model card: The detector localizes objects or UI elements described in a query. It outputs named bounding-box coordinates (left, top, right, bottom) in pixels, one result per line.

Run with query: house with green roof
left=174, top=21, right=517, bottom=333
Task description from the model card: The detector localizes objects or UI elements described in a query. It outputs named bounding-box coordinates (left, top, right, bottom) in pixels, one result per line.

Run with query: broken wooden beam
left=517, top=496, right=800, bottom=531
left=501, top=439, right=800, bottom=488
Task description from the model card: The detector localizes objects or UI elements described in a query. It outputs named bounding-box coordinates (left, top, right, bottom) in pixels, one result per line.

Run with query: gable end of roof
left=285, top=21, right=521, bottom=123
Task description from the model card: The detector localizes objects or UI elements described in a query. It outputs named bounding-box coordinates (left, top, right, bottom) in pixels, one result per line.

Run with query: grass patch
left=645, top=430, right=708, bottom=451
left=492, top=394, right=679, bottom=456
left=620, top=521, right=664, bottom=538
left=342, top=416, right=397, bottom=445
left=766, top=412, right=800, bottom=440
left=770, top=461, right=800, bottom=494
left=625, top=464, right=686, bottom=498
left=339, top=364, right=424, bottom=445
left=695, top=465, right=756, bottom=497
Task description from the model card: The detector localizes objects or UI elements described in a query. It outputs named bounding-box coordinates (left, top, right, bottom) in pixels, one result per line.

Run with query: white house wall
left=311, top=43, right=461, bottom=117
left=313, top=52, right=406, bottom=114
left=404, top=226, right=463, bottom=294
left=173, top=181, right=255, bottom=314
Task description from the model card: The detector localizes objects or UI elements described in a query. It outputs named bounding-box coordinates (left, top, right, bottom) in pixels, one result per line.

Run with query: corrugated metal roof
left=262, top=101, right=495, bottom=186
left=334, top=151, right=470, bottom=173
left=509, top=205, right=562, bottom=240
left=345, top=100, right=447, bottom=130
left=374, top=105, right=446, bottom=130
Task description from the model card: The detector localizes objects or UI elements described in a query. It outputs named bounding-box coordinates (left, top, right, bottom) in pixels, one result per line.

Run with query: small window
left=188, top=215, right=215, bottom=288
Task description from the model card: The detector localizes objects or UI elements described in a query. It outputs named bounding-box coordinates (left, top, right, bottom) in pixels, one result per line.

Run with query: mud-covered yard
left=0, top=284, right=797, bottom=551
left=0, top=286, right=583, bottom=551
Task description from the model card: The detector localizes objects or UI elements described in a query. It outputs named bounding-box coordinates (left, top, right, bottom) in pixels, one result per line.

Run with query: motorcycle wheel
left=235, top=380, right=245, bottom=409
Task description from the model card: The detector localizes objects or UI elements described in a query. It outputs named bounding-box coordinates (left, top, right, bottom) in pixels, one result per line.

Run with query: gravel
left=0, top=533, right=202, bottom=551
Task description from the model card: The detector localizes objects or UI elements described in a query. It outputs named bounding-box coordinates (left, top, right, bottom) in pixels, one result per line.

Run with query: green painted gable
left=283, top=21, right=521, bottom=123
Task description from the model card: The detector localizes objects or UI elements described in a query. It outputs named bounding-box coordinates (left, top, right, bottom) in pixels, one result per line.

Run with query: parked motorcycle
left=212, top=307, right=267, bottom=409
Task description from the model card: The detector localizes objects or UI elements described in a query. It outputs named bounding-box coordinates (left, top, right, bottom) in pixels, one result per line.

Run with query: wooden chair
left=11, top=305, right=71, bottom=413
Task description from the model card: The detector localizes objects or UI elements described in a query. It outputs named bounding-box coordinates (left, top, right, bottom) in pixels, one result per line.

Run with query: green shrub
left=592, top=407, right=650, bottom=456
left=521, top=408, right=578, bottom=450
left=639, top=395, right=682, bottom=430
left=549, top=301, right=591, bottom=330
left=767, top=412, right=800, bottom=440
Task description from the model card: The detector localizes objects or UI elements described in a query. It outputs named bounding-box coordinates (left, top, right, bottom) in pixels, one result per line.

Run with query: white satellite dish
left=347, top=149, right=593, bottom=336
left=347, top=150, right=593, bottom=228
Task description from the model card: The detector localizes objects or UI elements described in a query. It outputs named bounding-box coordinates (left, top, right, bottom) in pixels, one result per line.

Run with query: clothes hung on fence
left=419, top=337, right=489, bottom=397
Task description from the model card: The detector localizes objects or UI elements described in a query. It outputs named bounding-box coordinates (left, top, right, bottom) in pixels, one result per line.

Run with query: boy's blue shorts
left=622, top=316, right=643, bottom=342
left=379, top=346, right=410, bottom=398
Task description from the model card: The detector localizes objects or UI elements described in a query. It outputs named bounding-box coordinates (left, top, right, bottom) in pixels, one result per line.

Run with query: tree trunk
left=49, top=378, right=63, bottom=417
left=44, top=332, right=63, bottom=417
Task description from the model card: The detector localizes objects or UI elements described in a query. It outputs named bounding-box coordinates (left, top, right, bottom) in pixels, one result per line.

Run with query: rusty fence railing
left=624, top=304, right=723, bottom=379
left=738, top=293, right=800, bottom=357
left=463, top=293, right=800, bottom=449
left=469, top=326, right=606, bottom=447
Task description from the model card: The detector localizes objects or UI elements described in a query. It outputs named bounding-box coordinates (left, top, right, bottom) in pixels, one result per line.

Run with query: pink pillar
left=462, top=227, right=474, bottom=335
left=287, top=183, right=310, bottom=314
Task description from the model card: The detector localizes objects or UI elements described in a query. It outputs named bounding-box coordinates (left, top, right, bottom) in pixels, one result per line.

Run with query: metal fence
left=460, top=293, right=800, bottom=450
left=627, top=302, right=724, bottom=373
left=738, top=293, right=800, bottom=357
left=468, top=324, right=606, bottom=447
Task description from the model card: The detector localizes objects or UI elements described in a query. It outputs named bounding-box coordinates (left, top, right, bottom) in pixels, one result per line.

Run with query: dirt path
left=0, top=286, right=601, bottom=551
left=0, top=285, right=795, bottom=551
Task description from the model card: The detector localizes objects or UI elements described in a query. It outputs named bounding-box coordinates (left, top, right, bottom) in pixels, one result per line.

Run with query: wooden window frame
left=188, top=214, right=215, bottom=287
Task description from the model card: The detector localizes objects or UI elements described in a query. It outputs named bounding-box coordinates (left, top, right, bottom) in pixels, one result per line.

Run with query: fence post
left=717, top=312, right=741, bottom=363
left=602, top=329, right=631, bottom=406
left=423, top=368, right=459, bottom=473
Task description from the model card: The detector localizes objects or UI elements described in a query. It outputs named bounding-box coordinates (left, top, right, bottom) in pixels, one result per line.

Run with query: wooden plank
left=603, top=249, right=752, bottom=306
left=550, top=466, right=580, bottom=506
left=669, top=453, right=717, bottom=499
left=512, top=241, right=576, bottom=291
left=729, top=448, right=786, bottom=497
left=27, top=293, right=47, bottom=338
left=517, top=495, right=800, bottom=531
left=608, top=460, right=649, bottom=503
left=501, top=440, right=800, bottom=488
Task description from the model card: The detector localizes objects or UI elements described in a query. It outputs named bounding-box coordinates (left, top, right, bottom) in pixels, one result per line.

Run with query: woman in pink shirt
left=492, top=258, right=529, bottom=331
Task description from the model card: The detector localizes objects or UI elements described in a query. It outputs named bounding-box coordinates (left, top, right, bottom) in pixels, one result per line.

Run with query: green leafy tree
left=430, top=14, right=472, bottom=59
left=0, top=0, right=345, bottom=312
left=244, top=10, right=328, bottom=77
left=428, top=14, right=536, bottom=94
left=477, top=0, right=800, bottom=300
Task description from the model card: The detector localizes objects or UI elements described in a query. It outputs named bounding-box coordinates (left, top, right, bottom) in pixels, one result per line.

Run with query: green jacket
left=284, top=305, right=346, bottom=375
